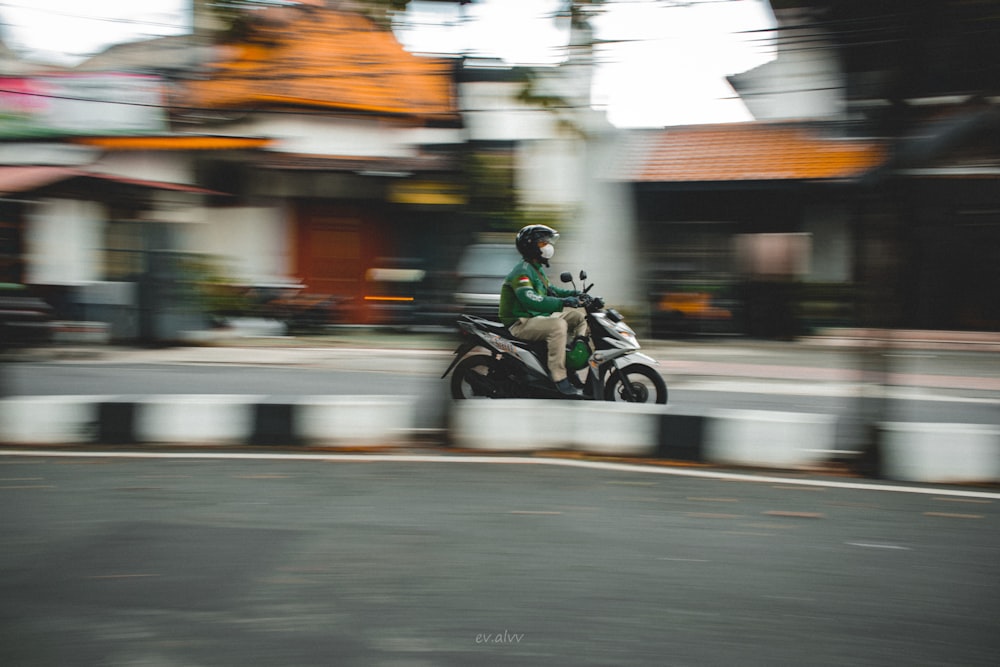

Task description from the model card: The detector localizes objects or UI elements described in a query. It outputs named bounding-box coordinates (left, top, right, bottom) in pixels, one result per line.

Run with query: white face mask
left=540, top=243, right=555, bottom=260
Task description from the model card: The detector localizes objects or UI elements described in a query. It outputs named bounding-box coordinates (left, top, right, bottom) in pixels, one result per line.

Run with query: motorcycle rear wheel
left=451, top=354, right=502, bottom=399
left=604, top=364, right=668, bottom=404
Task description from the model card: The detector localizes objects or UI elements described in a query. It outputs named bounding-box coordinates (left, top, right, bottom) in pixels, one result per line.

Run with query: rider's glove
left=591, top=296, right=605, bottom=309
left=561, top=296, right=580, bottom=308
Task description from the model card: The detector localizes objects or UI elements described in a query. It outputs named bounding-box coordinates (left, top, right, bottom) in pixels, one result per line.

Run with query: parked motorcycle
left=442, top=271, right=667, bottom=403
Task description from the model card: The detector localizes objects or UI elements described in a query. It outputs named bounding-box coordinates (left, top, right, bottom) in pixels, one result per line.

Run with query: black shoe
left=555, top=378, right=583, bottom=397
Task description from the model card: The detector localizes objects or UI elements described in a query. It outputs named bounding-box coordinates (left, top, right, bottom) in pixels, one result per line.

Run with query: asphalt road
left=2, top=452, right=999, bottom=666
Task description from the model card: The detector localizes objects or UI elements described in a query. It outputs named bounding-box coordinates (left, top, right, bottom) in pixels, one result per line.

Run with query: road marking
left=2, top=449, right=1000, bottom=500
left=847, top=543, right=912, bottom=550
left=233, top=474, right=294, bottom=479
left=606, top=481, right=658, bottom=486
left=933, top=497, right=993, bottom=504
left=923, top=512, right=984, bottom=519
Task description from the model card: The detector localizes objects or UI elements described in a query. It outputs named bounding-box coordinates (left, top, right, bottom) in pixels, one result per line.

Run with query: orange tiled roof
left=625, top=123, right=887, bottom=182
left=178, top=5, right=456, bottom=119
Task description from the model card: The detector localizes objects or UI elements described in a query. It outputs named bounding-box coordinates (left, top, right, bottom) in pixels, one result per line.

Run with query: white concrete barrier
left=136, top=395, right=257, bottom=445
left=573, top=402, right=663, bottom=457
left=297, top=396, right=417, bottom=447
left=706, top=409, right=837, bottom=469
left=0, top=395, right=420, bottom=447
left=0, top=395, right=100, bottom=444
left=879, top=422, right=1000, bottom=483
left=451, top=400, right=575, bottom=451
left=451, top=400, right=664, bottom=456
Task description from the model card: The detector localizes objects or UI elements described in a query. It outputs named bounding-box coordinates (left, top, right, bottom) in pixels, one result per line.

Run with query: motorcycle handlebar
left=578, top=293, right=604, bottom=311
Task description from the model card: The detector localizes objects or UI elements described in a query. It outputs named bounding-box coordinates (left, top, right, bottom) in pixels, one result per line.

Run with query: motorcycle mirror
left=579, top=270, right=587, bottom=281
left=560, top=272, right=573, bottom=283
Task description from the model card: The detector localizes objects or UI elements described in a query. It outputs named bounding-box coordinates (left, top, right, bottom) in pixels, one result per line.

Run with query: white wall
left=221, top=114, right=427, bottom=158
left=92, top=151, right=194, bottom=184
left=728, top=9, right=845, bottom=122
left=517, top=137, right=582, bottom=208
left=556, top=128, right=641, bottom=311
left=180, top=204, right=293, bottom=285
left=25, top=199, right=104, bottom=284
left=461, top=81, right=558, bottom=142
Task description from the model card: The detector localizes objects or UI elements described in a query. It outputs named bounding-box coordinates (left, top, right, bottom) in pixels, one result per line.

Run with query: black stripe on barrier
left=656, top=413, right=707, bottom=462
left=250, top=403, right=300, bottom=447
left=97, top=401, right=137, bottom=445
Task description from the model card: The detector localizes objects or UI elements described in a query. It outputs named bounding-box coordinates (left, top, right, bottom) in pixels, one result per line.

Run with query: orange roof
left=625, top=123, right=887, bottom=182
left=177, top=6, right=456, bottom=120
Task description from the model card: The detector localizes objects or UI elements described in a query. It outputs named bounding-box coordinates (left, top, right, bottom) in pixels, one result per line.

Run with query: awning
left=0, top=166, right=79, bottom=195
left=0, top=166, right=225, bottom=196
left=70, top=135, right=273, bottom=151
left=255, top=152, right=456, bottom=173
left=80, top=172, right=224, bottom=195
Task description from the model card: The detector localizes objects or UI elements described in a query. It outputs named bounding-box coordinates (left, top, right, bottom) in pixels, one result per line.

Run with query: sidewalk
left=649, top=336, right=1000, bottom=394
left=21, top=325, right=1000, bottom=395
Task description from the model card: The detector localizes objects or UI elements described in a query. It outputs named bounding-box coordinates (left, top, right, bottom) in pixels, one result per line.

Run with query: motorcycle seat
left=461, top=314, right=511, bottom=337
left=461, top=314, right=550, bottom=359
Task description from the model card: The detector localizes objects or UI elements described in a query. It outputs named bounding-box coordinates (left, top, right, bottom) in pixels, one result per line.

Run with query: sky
left=0, top=0, right=777, bottom=128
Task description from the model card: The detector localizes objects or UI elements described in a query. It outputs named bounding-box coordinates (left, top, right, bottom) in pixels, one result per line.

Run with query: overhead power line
left=0, top=1, right=190, bottom=31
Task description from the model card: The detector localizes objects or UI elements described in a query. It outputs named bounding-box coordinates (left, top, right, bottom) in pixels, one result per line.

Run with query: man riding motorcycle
left=498, top=225, right=587, bottom=397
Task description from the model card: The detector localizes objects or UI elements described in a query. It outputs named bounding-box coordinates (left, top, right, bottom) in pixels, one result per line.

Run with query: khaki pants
left=509, top=308, right=586, bottom=382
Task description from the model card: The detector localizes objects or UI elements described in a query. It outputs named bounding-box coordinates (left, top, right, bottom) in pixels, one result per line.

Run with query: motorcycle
left=442, top=271, right=668, bottom=403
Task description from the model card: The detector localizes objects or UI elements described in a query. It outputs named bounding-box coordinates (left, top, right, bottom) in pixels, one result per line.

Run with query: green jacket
left=498, top=259, right=575, bottom=326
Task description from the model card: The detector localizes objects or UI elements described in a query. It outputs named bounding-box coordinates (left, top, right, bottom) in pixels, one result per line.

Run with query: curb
left=3, top=396, right=999, bottom=485
left=0, top=395, right=416, bottom=448
left=877, top=422, right=1000, bottom=484
left=449, top=400, right=837, bottom=469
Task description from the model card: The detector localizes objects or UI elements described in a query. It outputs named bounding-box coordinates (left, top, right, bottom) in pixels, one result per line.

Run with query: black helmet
left=515, top=224, right=559, bottom=261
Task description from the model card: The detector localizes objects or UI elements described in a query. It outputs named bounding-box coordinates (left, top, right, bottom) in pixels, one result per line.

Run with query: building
left=2, top=0, right=633, bottom=341
left=1, top=2, right=469, bottom=338
left=616, top=0, right=1000, bottom=335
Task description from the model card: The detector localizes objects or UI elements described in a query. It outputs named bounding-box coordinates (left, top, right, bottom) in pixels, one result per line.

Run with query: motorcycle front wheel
left=450, top=354, right=501, bottom=399
left=604, top=364, right=668, bottom=404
